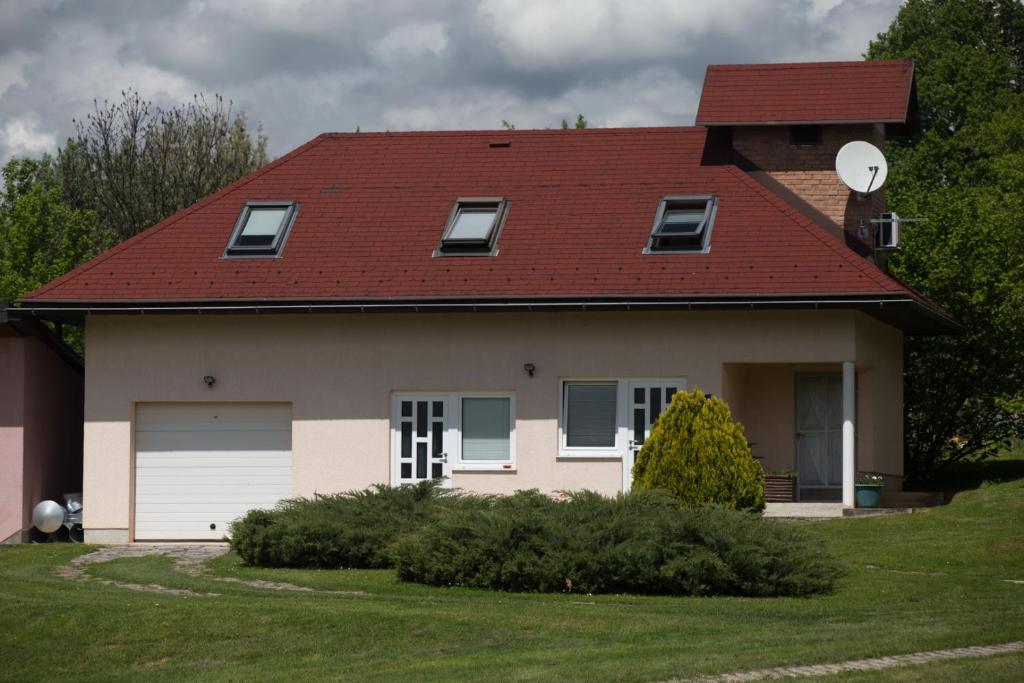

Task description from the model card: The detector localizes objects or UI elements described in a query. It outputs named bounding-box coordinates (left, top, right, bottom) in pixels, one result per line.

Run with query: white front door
left=795, top=374, right=843, bottom=501
left=624, top=381, right=681, bottom=491
left=392, top=395, right=452, bottom=486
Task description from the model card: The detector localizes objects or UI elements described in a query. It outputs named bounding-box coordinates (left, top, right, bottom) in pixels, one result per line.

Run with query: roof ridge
left=706, top=59, right=911, bottom=70
left=21, top=134, right=332, bottom=301
left=724, top=165, right=903, bottom=293
left=318, top=126, right=703, bottom=139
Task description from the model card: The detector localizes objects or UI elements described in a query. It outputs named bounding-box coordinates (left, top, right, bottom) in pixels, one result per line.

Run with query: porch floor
left=763, top=503, right=915, bottom=520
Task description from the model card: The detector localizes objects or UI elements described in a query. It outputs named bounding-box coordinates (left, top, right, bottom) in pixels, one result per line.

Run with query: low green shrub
left=230, top=480, right=486, bottom=568
left=633, top=388, right=765, bottom=510
left=391, top=489, right=842, bottom=597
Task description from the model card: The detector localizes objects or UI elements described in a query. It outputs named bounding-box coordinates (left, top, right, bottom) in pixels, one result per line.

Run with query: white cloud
left=0, top=0, right=904, bottom=162
left=1, top=118, right=56, bottom=157
left=371, top=22, right=449, bottom=65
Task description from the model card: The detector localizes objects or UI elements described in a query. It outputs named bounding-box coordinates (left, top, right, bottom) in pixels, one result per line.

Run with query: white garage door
left=135, top=403, right=292, bottom=541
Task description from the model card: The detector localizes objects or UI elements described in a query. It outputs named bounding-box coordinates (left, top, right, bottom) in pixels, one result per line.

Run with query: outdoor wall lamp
left=203, top=375, right=216, bottom=388
left=523, top=363, right=536, bottom=377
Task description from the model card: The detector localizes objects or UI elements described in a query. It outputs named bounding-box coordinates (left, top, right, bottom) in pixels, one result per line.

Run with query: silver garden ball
left=32, top=500, right=65, bottom=533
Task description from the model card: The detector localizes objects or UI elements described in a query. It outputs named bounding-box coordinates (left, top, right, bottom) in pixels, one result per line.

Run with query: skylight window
left=224, top=201, right=298, bottom=257
left=437, top=198, right=508, bottom=256
left=645, top=196, right=717, bottom=253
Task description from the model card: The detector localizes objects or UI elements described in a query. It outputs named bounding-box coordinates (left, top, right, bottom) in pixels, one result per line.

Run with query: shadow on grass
left=907, top=452, right=1024, bottom=499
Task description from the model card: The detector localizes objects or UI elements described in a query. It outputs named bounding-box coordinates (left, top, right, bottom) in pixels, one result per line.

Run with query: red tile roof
left=22, top=127, right=942, bottom=325
left=696, top=60, right=915, bottom=125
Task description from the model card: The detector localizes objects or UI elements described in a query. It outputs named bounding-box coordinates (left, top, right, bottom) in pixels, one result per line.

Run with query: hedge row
left=230, top=484, right=842, bottom=597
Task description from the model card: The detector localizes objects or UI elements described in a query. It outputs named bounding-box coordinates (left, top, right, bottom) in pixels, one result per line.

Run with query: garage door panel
left=136, top=452, right=291, bottom=467
left=134, top=403, right=292, bottom=541
left=134, top=490, right=290, bottom=504
left=136, top=432, right=290, bottom=452
left=136, top=404, right=292, bottom=430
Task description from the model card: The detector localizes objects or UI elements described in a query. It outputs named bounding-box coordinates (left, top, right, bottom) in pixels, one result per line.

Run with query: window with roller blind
left=558, top=378, right=687, bottom=457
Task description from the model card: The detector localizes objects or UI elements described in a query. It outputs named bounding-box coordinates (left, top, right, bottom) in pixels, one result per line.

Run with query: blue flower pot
left=855, top=484, right=882, bottom=508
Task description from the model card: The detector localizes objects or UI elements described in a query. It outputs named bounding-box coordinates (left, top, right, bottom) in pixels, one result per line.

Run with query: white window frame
left=557, top=377, right=687, bottom=459
left=390, top=391, right=516, bottom=483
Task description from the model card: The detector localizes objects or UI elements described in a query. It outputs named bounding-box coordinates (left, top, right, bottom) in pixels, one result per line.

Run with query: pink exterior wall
left=0, top=334, right=83, bottom=543
left=21, top=337, right=84, bottom=530
left=0, top=337, right=26, bottom=543
left=80, top=309, right=904, bottom=541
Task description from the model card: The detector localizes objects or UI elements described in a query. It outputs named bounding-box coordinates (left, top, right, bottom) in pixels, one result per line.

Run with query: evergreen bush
left=391, top=488, right=841, bottom=596
left=633, top=388, right=765, bottom=510
left=229, top=480, right=485, bottom=568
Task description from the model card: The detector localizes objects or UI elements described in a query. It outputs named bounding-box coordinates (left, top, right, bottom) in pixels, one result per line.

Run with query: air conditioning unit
left=875, top=212, right=901, bottom=251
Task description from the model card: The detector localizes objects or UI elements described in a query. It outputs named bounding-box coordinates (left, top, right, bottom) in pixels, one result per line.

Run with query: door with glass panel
left=795, top=374, right=843, bottom=501
left=393, top=396, right=451, bottom=486
left=625, top=381, right=680, bottom=491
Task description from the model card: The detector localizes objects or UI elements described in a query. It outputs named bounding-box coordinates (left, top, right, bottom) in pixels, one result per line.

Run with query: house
left=13, top=59, right=956, bottom=543
left=0, top=307, right=83, bottom=543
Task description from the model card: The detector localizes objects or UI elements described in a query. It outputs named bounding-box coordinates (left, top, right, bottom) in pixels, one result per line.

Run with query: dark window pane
left=650, top=387, right=662, bottom=420
left=432, top=463, right=443, bottom=478
left=401, top=423, right=412, bottom=459
left=433, top=401, right=444, bottom=417
left=432, top=423, right=443, bottom=456
left=634, top=408, right=646, bottom=445
left=566, top=383, right=617, bottom=448
left=666, top=387, right=677, bottom=404
left=416, top=443, right=427, bottom=479
left=416, top=401, right=428, bottom=437
left=633, top=387, right=644, bottom=404
left=401, top=401, right=412, bottom=417
left=401, top=463, right=411, bottom=479
left=235, top=233, right=276, bottom=247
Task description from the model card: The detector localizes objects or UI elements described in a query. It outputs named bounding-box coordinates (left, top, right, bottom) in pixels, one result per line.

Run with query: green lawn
left=1, top=459, right=1022, bottom=682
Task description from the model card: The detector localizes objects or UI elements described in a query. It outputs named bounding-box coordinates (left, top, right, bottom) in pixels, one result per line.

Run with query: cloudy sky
left=0, top=0, right=903, bottom=163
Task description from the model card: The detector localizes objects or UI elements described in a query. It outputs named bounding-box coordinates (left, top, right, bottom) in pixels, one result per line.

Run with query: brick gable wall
left=732, top=123, right=886, bottom=252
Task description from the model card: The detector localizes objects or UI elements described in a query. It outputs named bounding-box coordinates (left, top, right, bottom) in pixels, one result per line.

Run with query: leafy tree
left=0, top=156, right=97, bottom=305
left=58, top=90, right=268, bottom=246
left=867, top=0, right=1024, bottom=478
left=560, top=113, right=588, bottom=129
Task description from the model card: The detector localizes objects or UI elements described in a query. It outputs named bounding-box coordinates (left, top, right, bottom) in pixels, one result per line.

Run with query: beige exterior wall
left=0, top=337, right=26, bottom=543
left=724, top=315, right=903, bottom=482
left=82, top=310, right=902, bottom=540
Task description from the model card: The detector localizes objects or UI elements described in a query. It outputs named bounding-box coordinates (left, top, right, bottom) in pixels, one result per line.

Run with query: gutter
left=12, top=294, right=960, bottom=335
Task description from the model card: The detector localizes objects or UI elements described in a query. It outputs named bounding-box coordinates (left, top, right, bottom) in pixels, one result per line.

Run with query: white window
left=390, top=392, right=515, bottom=483
left=558, top=378, right=686, bottom=459
left=564, top=382, right=617, bottom=448
left=461, top=397, right=512, bottom=461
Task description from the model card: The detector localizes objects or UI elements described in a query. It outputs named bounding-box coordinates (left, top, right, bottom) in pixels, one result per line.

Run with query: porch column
left=842, top=361, right=856, bottom=507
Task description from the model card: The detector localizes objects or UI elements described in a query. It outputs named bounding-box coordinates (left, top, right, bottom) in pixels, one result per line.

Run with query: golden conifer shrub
left=633, top=388, right=765, bottom=509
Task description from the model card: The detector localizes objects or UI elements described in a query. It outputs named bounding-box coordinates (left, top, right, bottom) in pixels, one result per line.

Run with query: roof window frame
left=644, top=195, right=718, bottom=255
left=435, top=197, right=509, bottom=257
left=222, top=200, right=299, bottom=258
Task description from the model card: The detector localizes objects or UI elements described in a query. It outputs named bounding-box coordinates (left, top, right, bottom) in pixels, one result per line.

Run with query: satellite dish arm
left=864, top=166, right=879, bottom=194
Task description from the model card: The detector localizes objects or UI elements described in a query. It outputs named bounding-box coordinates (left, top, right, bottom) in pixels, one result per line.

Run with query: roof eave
left=14, top=294, right=960, bottom=335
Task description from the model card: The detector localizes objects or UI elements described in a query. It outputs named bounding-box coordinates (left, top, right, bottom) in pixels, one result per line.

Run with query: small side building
left=0, top=306, right=83, bottom=543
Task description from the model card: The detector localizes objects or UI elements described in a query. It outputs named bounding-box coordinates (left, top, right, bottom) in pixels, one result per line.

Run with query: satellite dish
left=836, top=141, right=888, bottom=194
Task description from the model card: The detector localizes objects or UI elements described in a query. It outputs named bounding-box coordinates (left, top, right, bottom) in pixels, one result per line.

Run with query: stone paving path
left=56, top=544, right=365, bottom=596
left=675, top=641, right=1024, bottom=682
